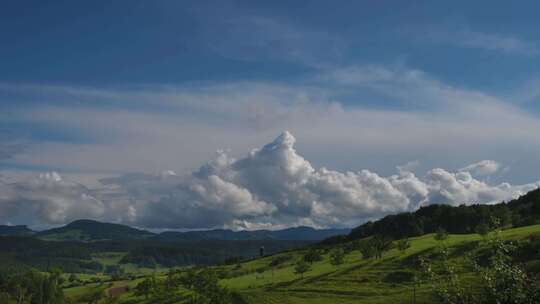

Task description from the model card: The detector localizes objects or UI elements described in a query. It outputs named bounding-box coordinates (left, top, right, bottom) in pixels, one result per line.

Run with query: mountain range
left=3, top=219, right=349, bottom=242
left=0, top=225, right=34, bottom=236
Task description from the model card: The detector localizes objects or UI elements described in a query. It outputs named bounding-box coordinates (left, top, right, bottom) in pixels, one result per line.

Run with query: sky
left=1, top=1, right=540, bottom=230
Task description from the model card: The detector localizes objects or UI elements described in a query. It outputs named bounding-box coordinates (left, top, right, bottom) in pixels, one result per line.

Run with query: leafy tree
left=134, top=276, right=156, bottom=300
left=475, top=222, right=491, bottom=239
left=105, top=265, right=124, bottom=280
left=0, top=270, right=65, bottom=304
left=180, top=269, right=231, bottom=304
left=330, top=248, right=345, bottom=266
left=80, top=286, right=105, bottom=304
left=68, top=273, right=78, bottom=283
left=359, top=235, right=393, bottom=259
left=421, top=248, right=476, bottom=304
left=303, top=248, right=323, bottom=264
left=294, top=260, right=311, bottom=279
left=422, top=229, right=540, bottom=304
left=269, top=255, right=292, bottom=267
left=397, top=238, right=411, bottom=252
left=358, top=242, right=376, bottom=259
left=434, top=227, right=449, bottom=242
left=479, top=231, right=540, bottom=304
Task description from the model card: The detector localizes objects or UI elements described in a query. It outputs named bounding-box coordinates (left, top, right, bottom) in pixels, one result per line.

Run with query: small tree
left=303, top=248, right=323, bottom=264
left=134, top=276, right=155, bottom=300
left=479, top=231, right=540, bottom=303
left=330, top=248, right=345, bottom=266
left=294, top=260, right=311, bottom=279
left=475, top=223, right=490, bottom=239
left=434, top=228, right=448, bottom=242
left=397, top=238, right=411, bottom=252
left=180, top=269, right=232, bottom=304
left=361, top=235, right=393, bottom=259
left=81, top=287, right=106, bottom=304
left=255, top=267, right=265, bottom=280
left=68, top=273, right=78, bottom=283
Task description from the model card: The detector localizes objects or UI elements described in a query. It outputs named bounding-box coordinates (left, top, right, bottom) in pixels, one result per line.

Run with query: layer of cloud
left=420, top=28, right=539, bottom=56
left=2, top=64, right=540, bottom=229
left=3, top=65, right=540, bottom=180
left=1, top=132, right=537, bottom=229
left=460, top=160, right=500, bottom=177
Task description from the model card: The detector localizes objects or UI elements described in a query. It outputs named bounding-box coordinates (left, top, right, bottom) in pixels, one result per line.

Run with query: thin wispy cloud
left=203, top=15, right=346, bottom=68
left=2, top=64, right=540, bottom=185
left=423, top=28, right=539, bottom=55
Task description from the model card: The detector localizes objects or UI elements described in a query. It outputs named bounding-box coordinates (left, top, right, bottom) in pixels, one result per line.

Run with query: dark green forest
left=323, top=188, right=540, bottom=244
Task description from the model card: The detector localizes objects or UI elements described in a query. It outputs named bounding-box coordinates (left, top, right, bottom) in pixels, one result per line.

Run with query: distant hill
left=0, top=225, right=34, bottom=236
left=35, top=219, right=349, bottom=242
left=37, top=219, right=155, bottom=241
left=154, top=226, right=350, bottom=241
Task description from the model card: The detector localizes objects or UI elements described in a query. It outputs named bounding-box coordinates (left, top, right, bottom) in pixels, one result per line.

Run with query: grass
left=59, top=224, right=540, bottom=303
left=221, top=224, right=540, bottom=304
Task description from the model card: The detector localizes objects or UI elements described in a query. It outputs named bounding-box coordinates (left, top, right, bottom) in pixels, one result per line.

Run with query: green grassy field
left=220, top=224, right=540, bottom=304
left=60, top=224, right=540, bottom=304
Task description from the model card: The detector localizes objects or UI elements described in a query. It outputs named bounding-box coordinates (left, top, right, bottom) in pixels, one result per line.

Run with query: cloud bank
left=1, top=132, right=538, bottom=229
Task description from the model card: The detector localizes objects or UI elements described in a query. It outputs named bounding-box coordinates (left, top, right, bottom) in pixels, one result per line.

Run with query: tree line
left=323, top=188, right=540, bottom=244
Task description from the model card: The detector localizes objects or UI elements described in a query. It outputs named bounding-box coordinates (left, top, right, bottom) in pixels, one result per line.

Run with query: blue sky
left=1, top=1, right=540, bottom=229
left=1, top=1, right=540, bottom=90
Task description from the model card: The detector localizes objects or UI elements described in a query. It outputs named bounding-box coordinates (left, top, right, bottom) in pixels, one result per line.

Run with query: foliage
left=181, top=269, right=232, bottom=304
left=344, top=188, right=540, bottom=243
left=479, top=231, right=540, bottom=304
left=0, top=269, right=65, bottom=304
left=105, top=265, right=125, bottom=280
left=294, top=260, right=311, bottom=278
left=329, top=248, right=345, bottom=266
left=421, top=247, right=476, bottom=304
left=134, top=276, right=156, bottom=299
left=475, top=223, right=491, bottom=238
left=303, top=248, right=323, bottom=264
left=269, top=255, right=292, bottom=267
left=435, top=228, right=449, bottom=242
left=359, top=235, right=393, bottom=259
left=78, top=286, right=106, bottom=304
left=422, top=228, right=540, bottom=304
left=222, top=256, right=244, bottom=265
left=68, top=273, right=78, bottom=283
left=397, top=238, right=411, bottom=252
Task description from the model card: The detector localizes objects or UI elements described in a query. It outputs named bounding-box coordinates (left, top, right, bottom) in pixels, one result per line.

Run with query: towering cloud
left=0, top=132, right=538, bottom=229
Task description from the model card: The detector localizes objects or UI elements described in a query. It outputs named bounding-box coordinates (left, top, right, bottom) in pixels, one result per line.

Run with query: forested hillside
left=324, top=188, right=540, bottom=244
left=37, top=219, right=156, bottom=241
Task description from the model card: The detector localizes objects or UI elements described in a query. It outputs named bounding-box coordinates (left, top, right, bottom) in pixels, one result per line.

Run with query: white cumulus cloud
left=460, top=160, right=501, bottom=176
left=0, top=132, right=538, bottom=229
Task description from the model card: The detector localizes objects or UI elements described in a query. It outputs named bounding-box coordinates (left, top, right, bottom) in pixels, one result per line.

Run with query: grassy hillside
left=220, top=224, right=540, bottom=304
left=31, top=223, right=538, bottom=304
left=334, top=188, right=540, bottom=244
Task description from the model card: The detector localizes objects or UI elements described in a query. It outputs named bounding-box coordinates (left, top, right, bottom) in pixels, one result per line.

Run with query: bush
left=303, top=248, right=323, bottom=264
left=434, top=228, right=449, bottom=242
left=397, top=238, right=411, bottom=252
left=294, top=260, right=311, bottom=278
left=330, top=248, right=345, bottom=266
left=269, top=255, right=292, bottom=267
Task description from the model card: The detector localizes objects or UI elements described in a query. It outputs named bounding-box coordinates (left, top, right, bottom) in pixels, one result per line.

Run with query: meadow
left=58, top=224, right=540, bottom=304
